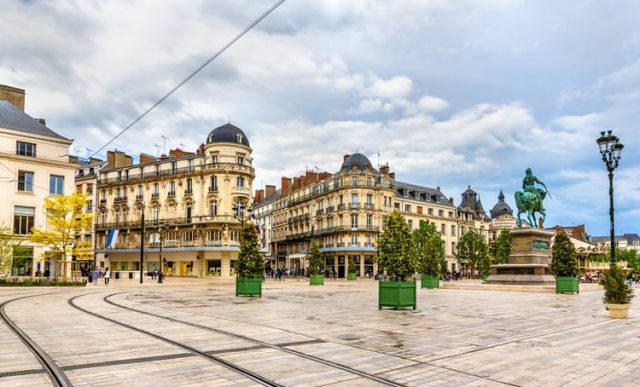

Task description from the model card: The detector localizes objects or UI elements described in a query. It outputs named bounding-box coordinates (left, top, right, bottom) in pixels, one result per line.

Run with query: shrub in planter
left=377, top=211, right=417, bottom=310
left=603, top=263, right=634, bottom=319
left=347, top=258, right=357, bottom=281
left=235, top=223, right=265, bottom=297
left=551, top=230, right=580, bottom=294
left=307, top=243, right=325, bottom=286
left=413, top=221, right=445, bottom=289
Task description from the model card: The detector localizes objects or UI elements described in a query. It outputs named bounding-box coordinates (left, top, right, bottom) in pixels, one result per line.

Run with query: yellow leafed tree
left=30, top=193, right=93, bottom=277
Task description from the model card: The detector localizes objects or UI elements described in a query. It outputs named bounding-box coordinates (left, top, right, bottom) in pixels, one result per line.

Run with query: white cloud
left=364, top=75, right=413, bottom=99
left=418, top=95, right=449, bottom=112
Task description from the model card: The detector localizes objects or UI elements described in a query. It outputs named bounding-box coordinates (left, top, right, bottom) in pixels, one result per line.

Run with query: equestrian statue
left=514, top=168, right=551, bottom=228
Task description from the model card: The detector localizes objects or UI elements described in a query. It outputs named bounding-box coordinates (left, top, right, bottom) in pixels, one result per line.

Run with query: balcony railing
left=151, top=193, right=159, bottom=199
left=135, top=194, right=144, bottom=201
left=316, top=209, right=324, bottom=216
left=167, top=191, right=176, bottom=197
left=208, top=186, right=218, bottom=193
left=97, top=163, right=255, bottom=186
left=94, top=215, right=243, bottom=230
left=184, top=190, right=193, bottom=196
left=232, top=186, right=251, bottom=195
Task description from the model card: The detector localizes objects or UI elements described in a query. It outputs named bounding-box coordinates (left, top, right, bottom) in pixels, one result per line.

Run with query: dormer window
left=237, top=133, right=243, bottom=144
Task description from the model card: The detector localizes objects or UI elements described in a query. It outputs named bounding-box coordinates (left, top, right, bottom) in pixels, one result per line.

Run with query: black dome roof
left=490, top=190, right=513, bottom=218
left=206, top=123, right=250, bottom=147
left=341, top=153, right=376, bottom=172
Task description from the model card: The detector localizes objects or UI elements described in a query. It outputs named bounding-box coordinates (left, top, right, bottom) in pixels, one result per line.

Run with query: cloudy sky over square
left=2, top=0, right=638, bottom=235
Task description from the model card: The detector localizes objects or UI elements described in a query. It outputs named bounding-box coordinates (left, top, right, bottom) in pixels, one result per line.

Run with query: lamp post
left=157, top=222, right=168, bottom=284
left=596, top=130, right=624, bottom=265
left=139, top=204, right=145, bottom=284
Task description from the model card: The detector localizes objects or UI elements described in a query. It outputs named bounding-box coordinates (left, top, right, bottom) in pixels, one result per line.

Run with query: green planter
left=420, top=275, right=440, bottom=289
left=236, top=277, right=262, bottom=297
left=556, top=277, right=579, bottom=294
left=378, top=280, right=417, bottom=310
left=347, top=272, right=357, bottom=281
left=310, top=275, right=324, bottom=286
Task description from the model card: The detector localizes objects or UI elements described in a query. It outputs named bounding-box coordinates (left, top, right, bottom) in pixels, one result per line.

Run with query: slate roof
left=591, top=233, right=640, bottom=244
left=0, top=100, right=71, bottom=141
left=490, top=189, right=513, bottom=218
left=255, top=189, right=282, bottom=209
left=206, top=123, right=250, bottom=147
left=341, top=153, right=378, bottom=173
left=395, top=181, right=454, bottom=207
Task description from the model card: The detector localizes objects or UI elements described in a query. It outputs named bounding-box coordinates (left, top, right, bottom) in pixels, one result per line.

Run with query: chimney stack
left=265, top=185, right=276, bottom=198
left=343, top=154, right=351, bottom=162
left=139, top=153, right=156, bottom=164
left=107, top=150, right=134, bottom=168
left=254, top=189, right=264, bottom=203
left=281, top=177, right=291, bottom=197
left=380, top=164, right=389, bottom=175
left=0, top=84, right=25, bottom=111
left=389, top=172, right=395, bottom=180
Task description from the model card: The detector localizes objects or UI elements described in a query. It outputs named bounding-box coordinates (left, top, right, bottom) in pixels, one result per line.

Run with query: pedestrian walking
left=104, top=268, right=110, bottom=286
left=91, top=268, right=99, bottom=285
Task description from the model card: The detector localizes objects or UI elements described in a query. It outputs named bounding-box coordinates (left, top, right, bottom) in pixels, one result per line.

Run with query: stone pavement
left=0, top=278, right=638, bottom=386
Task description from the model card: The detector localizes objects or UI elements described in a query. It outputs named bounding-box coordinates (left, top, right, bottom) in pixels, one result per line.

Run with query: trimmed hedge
left=0, top=278, right=87, bottom=287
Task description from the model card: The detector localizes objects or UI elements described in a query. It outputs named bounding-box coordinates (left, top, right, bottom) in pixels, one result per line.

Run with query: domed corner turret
left=205, top=123, right=251, bottom=148
left=490, top=189, right=513, bottom=219
left=341, top=153, right=377, bottom=173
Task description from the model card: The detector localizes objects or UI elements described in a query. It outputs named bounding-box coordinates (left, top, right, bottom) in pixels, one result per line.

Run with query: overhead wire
left=87, top=0, right=286, bottom=160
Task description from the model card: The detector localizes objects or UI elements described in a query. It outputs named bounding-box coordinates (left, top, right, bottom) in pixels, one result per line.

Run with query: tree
left=604, top=263, right=634, bottom=304
left=0, top=225, right=21, bottom=279
left=30, top=193, right=93, bottom=277
left=348, top=257, right=357, bottom=274
left=234, top=222, right=265, bottom=278
left=377, top=211, right=417, bottom=281
left=413, top=221, right=445, bottom=276
left=550, top=230, right=579, bottom=277
left=492, top=228, right=513, bottom=265
left=617, top=249, right=639, bottom=272
left=455, top=228, right=490, bottom=278
left=307, top=243, right=325, bottom=276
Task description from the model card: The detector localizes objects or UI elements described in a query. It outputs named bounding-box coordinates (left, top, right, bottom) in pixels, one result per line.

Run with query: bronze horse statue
left=515, top=189, right=547, bottom=228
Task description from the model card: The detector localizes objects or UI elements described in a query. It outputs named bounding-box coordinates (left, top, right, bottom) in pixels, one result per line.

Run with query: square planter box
left=556, top=277, right=579, bottom=294
left=347, top=272, right=357, bottom=281
left=236, top=277, right=262, bottom=297
left=379, top=280, right=416, bottom=310
left=420, top=275, right=440, bottom=289
left=310, top=274, right=324, bottom=286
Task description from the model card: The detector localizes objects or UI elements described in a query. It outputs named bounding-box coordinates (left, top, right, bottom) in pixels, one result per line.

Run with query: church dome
left=206, top=123, right=250, bottom=147
left=490, top=190, right=513, bottom=218
left=341, top=153, right=376, bottom=172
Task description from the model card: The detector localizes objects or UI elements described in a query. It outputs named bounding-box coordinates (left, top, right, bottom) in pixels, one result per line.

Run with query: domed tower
left=203, top=123, right=254, bottom=214
left=489, top=189, right=516, bottom=238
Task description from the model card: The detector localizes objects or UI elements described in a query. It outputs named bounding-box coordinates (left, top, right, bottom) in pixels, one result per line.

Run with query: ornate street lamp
left=596, top=130, right=624, bottom=265
left=157, top=222, right=169, bottom=284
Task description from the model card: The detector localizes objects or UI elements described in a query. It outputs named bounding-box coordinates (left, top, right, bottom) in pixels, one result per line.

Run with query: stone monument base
left=485, top=228, right=555, bottom=285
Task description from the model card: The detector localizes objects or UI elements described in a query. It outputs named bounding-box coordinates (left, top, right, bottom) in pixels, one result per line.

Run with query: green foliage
left=30, top=193, right=93, bottom=261
left=492, top=229, right=513, bottom=265
left=455, top=228, right=490, bottom=278
left=348, top=257, right=357, bottom=274
left=0, top=277, right=86, bottom=287
left=413, top=221, right=445, bottom=276
left=0, top=224, right=21, bottom=279
left=551, top=231, right=579, bottom=277
left=377, top=212, right=417, bottom=281
left=307, top=243, right=325, bottom=276
left=234, top=223, right=265, bottom=278
left=604, top=264, right=634, bottom=304
left=617, top=249, right=639, bottom=272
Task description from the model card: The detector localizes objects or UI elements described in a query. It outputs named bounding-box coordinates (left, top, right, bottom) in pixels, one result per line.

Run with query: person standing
left=104, top=268, right=111, bottom=286
left=92, top=268, right=99, bottom=285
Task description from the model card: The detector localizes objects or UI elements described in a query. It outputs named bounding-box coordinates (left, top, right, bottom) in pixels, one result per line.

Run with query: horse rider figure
left=522, top=168, right=549, bottom=211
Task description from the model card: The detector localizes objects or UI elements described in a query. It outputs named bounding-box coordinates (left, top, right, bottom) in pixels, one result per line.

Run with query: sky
left=1, top=0, right=639, bottom=236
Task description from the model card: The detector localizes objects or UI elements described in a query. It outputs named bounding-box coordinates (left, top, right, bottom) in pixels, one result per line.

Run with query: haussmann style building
left=256, top=153, right=491, bottom=278
left=94, top=123, right=254, bottom=278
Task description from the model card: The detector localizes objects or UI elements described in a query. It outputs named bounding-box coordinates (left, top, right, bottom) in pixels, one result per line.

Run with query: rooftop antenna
left=161, top=135, right=169, bottom=154
left=153, top=144, right=161, bottom=158
left=377, top=152, right=381, bottom=169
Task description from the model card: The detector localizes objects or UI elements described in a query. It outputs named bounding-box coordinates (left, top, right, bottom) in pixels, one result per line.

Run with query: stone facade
left=261, top=153, right=491, bottom=278
left=95, top=124, right=254, bottom=278
left=0, top=84, right=76, bottom=277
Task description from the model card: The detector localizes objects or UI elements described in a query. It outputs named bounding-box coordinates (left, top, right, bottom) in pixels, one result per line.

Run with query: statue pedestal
left=486, top=228, right=555, bottom=285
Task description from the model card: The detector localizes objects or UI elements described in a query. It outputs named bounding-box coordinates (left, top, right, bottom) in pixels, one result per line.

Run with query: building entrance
left=338, top=255, right=345, bottom=278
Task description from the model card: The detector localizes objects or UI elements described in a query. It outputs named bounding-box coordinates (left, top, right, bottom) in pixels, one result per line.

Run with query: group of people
left=265, top=267, right=306, bottom=281
left=88, top=267, right=110, bottom=285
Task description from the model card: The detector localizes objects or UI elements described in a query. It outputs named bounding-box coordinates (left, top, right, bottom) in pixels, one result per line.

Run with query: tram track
left=67, top=294, right=281, bottom=387
left=0, top=293, right=71, bottom=387
left=100, top=292, right=406, bottom=386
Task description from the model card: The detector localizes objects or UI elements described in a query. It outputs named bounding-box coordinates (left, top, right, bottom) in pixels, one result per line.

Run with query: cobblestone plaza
left=1, top=279, right=638, bottom=386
